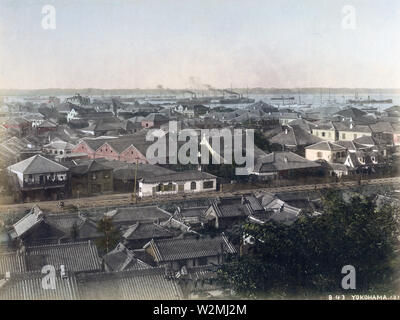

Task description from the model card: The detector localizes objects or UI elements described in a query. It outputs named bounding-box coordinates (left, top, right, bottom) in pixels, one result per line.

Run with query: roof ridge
left=27, top=240, right=92, bottom=249
left=20, top=154, right=39, bottom=174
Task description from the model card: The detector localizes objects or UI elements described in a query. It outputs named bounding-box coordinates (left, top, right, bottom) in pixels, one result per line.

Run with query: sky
left=0, top=0, right=399, bottom=89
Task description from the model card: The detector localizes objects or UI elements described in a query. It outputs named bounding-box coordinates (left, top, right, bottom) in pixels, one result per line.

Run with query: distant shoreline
left=1, top=88, right=400, bottom=96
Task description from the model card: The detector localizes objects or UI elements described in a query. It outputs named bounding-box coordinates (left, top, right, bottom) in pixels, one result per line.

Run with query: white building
left=138, top=171, right=216, bottom=197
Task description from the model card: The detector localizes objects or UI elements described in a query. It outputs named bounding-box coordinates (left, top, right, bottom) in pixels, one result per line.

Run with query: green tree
left=95, top=216, right=121, bottom=254
left=218, top=191, right=399, bottom=298
left=254, top=130, right=271, bottom=152
left=70, top=222, right=79, bottom=241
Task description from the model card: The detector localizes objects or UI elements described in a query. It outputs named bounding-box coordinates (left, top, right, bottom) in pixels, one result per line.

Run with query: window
left=342, top=133, right=346, bottom=139
left=92, top=173, right=97, bottom=180
left=198, top=257, right=208, bottom=266
left=203, top=181, right=214, bottom=189
left=354, top=134, right=357, bottom=139
left=328, top=132, right=331, bottom=138
left=103, top=172, right=110, bottom=179
left=322, top=132, right=325, bottom=137
left=190, top=181, right=196, bottom=190
left=317, top=152, right=322, bottom=158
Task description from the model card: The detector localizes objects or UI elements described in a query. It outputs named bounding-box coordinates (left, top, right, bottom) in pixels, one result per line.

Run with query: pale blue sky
left=0, top=0, right=399, bottom=89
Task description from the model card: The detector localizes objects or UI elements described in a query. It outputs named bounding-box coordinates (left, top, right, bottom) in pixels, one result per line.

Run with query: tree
left=70, top=222, right=79, bottom=241
left=95, top=216, right=121, bottom=254
left=218, top=191, right=399, bottom=298
left=254, top=130, right=271, bottom=152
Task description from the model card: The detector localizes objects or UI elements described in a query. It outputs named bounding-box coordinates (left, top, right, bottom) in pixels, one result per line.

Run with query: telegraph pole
left=132, top=159, right=138, bottom=204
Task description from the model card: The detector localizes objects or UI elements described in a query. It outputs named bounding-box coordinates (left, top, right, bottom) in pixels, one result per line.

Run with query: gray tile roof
left=354, top=135, right=385, bottom=146
left=0, top=252, right=26, bottom=275
left=254, top=152, right=320, bottom=173
left=0, top=241, right=101, bottom=275
left=100, top=206, right=171, bottom=224
left=148, top=235, right=236, bottom=263
left=103, top=243, right=152, bottom=272
left=76, top=268, right=183, bottom=300
left=335, top=140, right=368, bottom=151
left=122, top=222, right=174, bottom=241
left=0, top=272, right=78, bottom=300
left=334, top=107, right=367, bottom=119
left=305, top=141, right=346, bottom=151
left=7, top=155, right=69, bottom=175
left=25, top=241, right=101, bottom=273
left=270, top=125, right=322, bottom=146
left=69, top=159, right=112, bottom=174
left=12, top=205, right=44, bottom=238
left=141, top=170, right=216, bottom=184
left=369, top=122, right=394, bottom=133
left=113, top=163, right=174, bottom=180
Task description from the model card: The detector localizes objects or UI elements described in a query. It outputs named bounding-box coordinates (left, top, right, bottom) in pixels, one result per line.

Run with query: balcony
left=22, top=178, right=67, bottom=190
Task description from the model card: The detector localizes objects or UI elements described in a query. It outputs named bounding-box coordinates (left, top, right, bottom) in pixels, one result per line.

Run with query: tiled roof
left=76, top=268, right=183, bottom=300
left=143, top=113, right=168, bottom=122
left=354, top=135, right=385, bottom=146
left=369, top=122, right=394, bottom=133
left=254, top=152, right=320, bottom=173
left=100, top=206, right=171, bottom=224
left=37, top=120, right=57, bottom=128
left=335, top=140, right=367, bottom=151
left=7, top=155, right=69, bottom=175
left=113, top=163, right=174, bottom=180
left=270, top=125, right=322, bottom=146
left=149, top=235, right=236, bottom=262
left=25, top=241, right=101, bottom=272
left=69, top=159, right=112, bottom=174
left=0, top=252, right=26, bottom=275
left=44, top=139, right=75, bottom=150
left=12, top=205, right=44, bottom=238
left=122, top=222, right=173, bottom=241
left=0, top=272, right=78, bottom=300
left=210, top=197, right=252, bottom=218
left=103, top=243, right=152, bottom=272
left=334, top=107, right=367, bottom=119
left=141, top=170, right=216, bottom=184
left=305, top=141, right=346, bottom=151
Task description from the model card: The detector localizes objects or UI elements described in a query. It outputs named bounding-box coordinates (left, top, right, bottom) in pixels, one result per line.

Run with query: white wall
left=139, top=178, right=216, bottom=197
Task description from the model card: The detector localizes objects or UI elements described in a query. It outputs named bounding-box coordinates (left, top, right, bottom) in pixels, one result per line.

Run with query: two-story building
left=311, top=121, right=338, bottom=142
left=68, top=159, right=114, bottom=197
left=7, top=155, right=69, bottom=201
left=305, top=141, right=347, bottom=163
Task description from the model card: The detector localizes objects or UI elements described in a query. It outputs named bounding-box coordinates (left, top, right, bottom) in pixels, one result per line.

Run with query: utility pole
left=132, top=159, right=139, bottom=204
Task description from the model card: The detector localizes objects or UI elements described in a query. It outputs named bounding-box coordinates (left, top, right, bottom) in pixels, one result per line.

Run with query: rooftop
left=7, top=155, right=69, bottom=175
